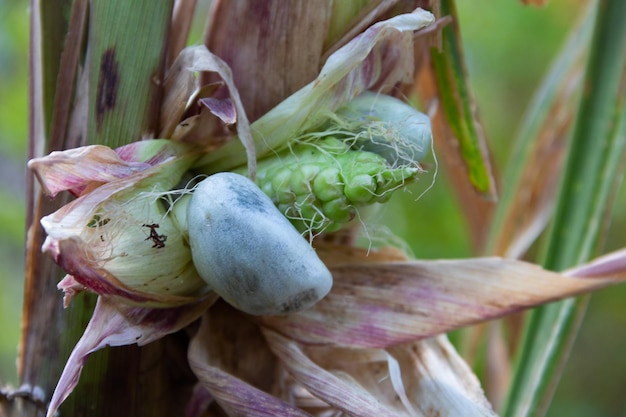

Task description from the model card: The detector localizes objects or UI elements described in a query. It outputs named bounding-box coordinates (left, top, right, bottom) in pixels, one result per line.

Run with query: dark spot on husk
left=96, top=48, right=119, bottom=131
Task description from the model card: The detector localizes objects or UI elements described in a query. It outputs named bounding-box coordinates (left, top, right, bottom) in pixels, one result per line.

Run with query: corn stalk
left=20, top=1, right=190, bottom=416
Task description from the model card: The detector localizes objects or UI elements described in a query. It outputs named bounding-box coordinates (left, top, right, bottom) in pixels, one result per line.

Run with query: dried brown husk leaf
left=196, top=8, right=435, bottom=173
left=168, top=0, right=198, bottom=66
left=188, top=307, right=311, bottom=417
left=261, top=246, right=626, bottom=348
left=159, top=45, right=257, bottom=176
left=159, top=47, right=199, bottom=138
left=263, top=330, right=497, bottom=416
left=322, top=0, right=404, bottom=59
left=263, top=330, right=399, bottom=417
left=204, top=0, right=332, bottom=122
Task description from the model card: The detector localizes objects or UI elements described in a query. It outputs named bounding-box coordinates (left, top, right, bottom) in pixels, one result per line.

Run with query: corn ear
left=248, top=137, right=419, bottom=234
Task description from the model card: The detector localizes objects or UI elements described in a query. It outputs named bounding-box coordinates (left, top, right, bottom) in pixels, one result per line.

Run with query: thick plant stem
left=19, top=1, right=195, bottom=416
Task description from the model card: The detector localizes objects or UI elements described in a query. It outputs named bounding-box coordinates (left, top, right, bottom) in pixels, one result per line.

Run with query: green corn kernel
left=290, top=164, right=321, bottom=196
left=270, top=167, right=295, bottom=204
left=312, top=167, right=343, bottom=202
left=322, top=197, right=355, bottom=224
left=343, top=174, right=376, bottom=204
left=293, top=194, right=319, bottom=223
left=375, top=167, right=418, bottom=193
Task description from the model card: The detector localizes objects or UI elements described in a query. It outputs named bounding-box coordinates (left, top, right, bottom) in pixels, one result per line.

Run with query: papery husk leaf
left=180, top=45, right=257, bottom=177
left=30, top=145, right=148, bottom=198
left=292, top=335, right=498, bottom=416
left=263, top=330, right=399, bottom=417
left=189, top=302, right=278, bottom=396
left=387, top=337, right=498, bottom=416
left=301, top=345, right=420, bottom=416
left=188, top=310, right=311, bottom=417
left=29, top=139, right=194, bottom=197
left=199, top=97, right=237, bottom=124
left=171, top=111, right=232, bottom=148
left=196, top=8, right=435, bottom=173
left=323, top=0, right=402, bottom=58
left=46, top=295, right=216, bottom=417
left=261, top=246, right=626, bottom=348
left=160, top=49, right=198, bottom=138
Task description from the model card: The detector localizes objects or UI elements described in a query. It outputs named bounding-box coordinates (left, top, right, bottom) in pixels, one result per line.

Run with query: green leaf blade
left=430, top=0, right=496, bottom=198
left=87, top=0, right=174, bottom=147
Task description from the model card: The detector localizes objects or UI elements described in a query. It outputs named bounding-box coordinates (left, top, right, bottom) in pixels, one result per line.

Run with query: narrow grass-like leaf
left=503, top=1, right=626, bottom=415
left=429, top=0, right=496, bottom=199
left=486, top=4, right=595, bottom=258
left=475, top=7, right=594, bottom=408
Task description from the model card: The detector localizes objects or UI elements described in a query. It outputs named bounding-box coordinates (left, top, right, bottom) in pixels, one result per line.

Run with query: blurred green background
left=0, top=0, right=29, bottom=388
left=0, top=0, right=624, bottom=415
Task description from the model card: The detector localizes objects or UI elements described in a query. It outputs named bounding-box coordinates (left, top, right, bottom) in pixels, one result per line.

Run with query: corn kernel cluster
left=252, top=137, right=418, bottom=234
